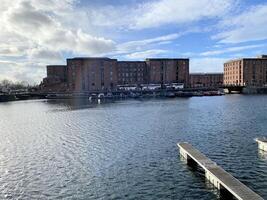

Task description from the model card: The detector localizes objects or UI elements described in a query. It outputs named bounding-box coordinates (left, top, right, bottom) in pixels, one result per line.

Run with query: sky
left=1, top=0, right=267, bottom=84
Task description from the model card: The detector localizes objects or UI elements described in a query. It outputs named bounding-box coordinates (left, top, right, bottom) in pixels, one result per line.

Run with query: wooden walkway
left=178, top=142, right=263, bottom=200
left=255, top=138, right=267, bottom=152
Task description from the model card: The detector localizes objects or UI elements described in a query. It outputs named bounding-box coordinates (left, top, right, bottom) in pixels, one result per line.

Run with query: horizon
left=1, top=0, right=267, bottom=84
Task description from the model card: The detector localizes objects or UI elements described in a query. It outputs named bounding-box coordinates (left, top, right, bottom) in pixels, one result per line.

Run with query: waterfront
left=0, top=96, right=267, bottom=199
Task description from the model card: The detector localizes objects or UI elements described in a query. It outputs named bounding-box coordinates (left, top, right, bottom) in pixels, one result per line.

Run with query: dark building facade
left=190, top=73, right=223, bottom=88
left=146, top=58, right=189, bottom=87
left=41, top=65, right=67, bottom=92
left=41, top=57, right=191, bottom=92
left=46, top=65, right=66, bottom=81
left=66, top=57, right=118, bottom=92
left=224, top=55, right=267, bottom=86
left=117, top=61, right=147, bottom=85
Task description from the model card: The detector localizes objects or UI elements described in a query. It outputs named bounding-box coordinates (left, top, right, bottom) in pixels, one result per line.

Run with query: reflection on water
left=46, top=98, right=119, bottom=112
left=0, top=95, right=267, bottom=199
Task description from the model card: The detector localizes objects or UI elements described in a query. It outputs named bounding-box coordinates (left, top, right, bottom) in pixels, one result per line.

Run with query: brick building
left=117, top=61, right=147, bottom=85
left=41, top=65, right=67, bottom=92
left=41, top=57, right=191, bottom=92
left=224, top=55, right=267, bottom=86
left=46, top=65, right=66, bottom=81
left=190, top=73, right=223, bottom=88
left=145, top=58, right=189, bottom=87
left=66, top=57, right=118, bottom=92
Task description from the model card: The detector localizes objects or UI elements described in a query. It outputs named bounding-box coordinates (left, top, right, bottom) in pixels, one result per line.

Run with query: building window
left=82, top=82, right=85, bottom=90
left=101, top=68, right=104, bottom=87
left=252, top=65, right=256, bottom=81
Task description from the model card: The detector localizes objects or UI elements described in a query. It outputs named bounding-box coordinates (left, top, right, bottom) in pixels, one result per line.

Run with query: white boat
left=98, top=93, right=105, bottom=99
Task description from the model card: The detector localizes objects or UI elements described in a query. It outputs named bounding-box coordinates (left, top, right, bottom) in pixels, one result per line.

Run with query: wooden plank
left=178, top=142, right=263, bottom=200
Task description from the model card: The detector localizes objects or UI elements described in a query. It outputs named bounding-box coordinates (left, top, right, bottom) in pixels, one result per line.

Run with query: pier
left=178, top=142, right=263, bottom=200
left=255, top=138, right=267, bottom=152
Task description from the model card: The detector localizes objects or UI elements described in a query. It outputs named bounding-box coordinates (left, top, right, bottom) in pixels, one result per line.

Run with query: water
left=0, top=95, right=267, bottom=200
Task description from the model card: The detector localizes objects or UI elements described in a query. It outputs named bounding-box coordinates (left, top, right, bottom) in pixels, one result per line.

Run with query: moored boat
left=166, top=92, right=176, bottom=98
left=175, top=91, right=194, bottom=97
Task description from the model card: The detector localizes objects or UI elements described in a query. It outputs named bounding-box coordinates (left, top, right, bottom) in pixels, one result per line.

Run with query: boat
left=105, top=92, right=114, bottom=99
left=175, top=91, right=194, bottom=97
left=166, top=92, right=176, bottom=98
left=98, top=93, right=105, bottom=99
left=16, top=94, right=31, bottom=100
left=130, top=92, right=142, bottom=98
left=46, top=94, right=73, bottom=99
left=203, top=91, right=225, bottom=96
left=193, top=91, right=204, bottom=97
left=89, top=93, right=97, bottom=101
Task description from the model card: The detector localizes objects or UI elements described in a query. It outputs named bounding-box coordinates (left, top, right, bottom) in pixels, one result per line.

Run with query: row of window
left=192, top=78, right=223, bottom=82
left=81, top=82, right=115, bottom=90
left=224, top=76, right=242, bottom=80
left=225, top=61, right=241, bottom=67
left=118, top=67, right=144, bottom=71
left=224, top=71, right=242, bottom=75
left=120, top=78, right=143, bottom=82
left=225, top=66, right=241, bottom=71
left=118, top=73, right=143, bottom=77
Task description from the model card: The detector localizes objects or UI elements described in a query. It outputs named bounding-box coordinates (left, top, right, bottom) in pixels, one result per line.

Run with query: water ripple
left=0, top=96, right=267, bottom=199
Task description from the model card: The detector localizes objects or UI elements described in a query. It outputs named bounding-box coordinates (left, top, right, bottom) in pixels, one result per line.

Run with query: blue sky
left=1, top=0, right=267, bottom=83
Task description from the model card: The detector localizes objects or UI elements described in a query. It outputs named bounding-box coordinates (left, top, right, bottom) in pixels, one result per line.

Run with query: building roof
left=145, top=58, right=189, bottom=61
left=67, top=57, right=117, bottom=61
left=224, top=56, right=267, bottom=64
left=257, top=55, right=267, bottom=58
left=118, top=61, right=146, bottom=63
left=47, top=65, right=66, bottom=67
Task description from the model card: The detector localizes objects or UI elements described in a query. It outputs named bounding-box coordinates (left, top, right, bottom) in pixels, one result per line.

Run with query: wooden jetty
left=178, top=142, right=263, bottom=200
left=255, top=138, right=267, bottom=152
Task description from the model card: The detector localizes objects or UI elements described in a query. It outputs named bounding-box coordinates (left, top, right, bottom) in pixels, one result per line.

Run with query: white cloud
left=117, top=33, right=180, bottom=53
left=0, top=0, right=116, bottom=83
left=27, top=47, right=64, bottom=62
left=125, top=49, right=168, bottom=60
left=132, top=0, right=235, bottom=29
left=2, top=0, right=263, bottom=84
left=87, top=5, right=133, bottom=28
left=215, top=4, right=267, bottom=43
left=0, top=44, right=26, bottom=57
left=0, top=60, right=45, bottom=84
left=2, top=1, right=115, bottom=55
left=88, top=0, right=235, bottom=30
left=114, top=27, right=203, bottom=57
left=190, top=57, right=226, bottom=73
left=200, top=44, right=265, bottom=56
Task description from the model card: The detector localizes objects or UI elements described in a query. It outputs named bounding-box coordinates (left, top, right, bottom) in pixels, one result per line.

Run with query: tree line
left=0, top=79, right=37, bottom=91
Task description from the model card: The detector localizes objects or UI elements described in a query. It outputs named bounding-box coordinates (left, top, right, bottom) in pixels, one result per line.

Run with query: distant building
left=117, top=61, right=147, bottom=85
left=190, top=73, right=223, bottom=88
left=41, top=57, right=191, bottom=92
left=258, top=55, right=267, bottom=59
left=46, top=65, right=66, bottom=81
left=224, top=55, right=267, bottom=86
left=66, top=57, right=118, bottom=92
left=145, top=58, right=189, bottom=87
left=41, top=65, right=67, bottom=92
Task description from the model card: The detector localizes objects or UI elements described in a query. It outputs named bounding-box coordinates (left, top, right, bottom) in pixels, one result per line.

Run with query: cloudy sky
left=1, top=0, right=267, bottom=83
